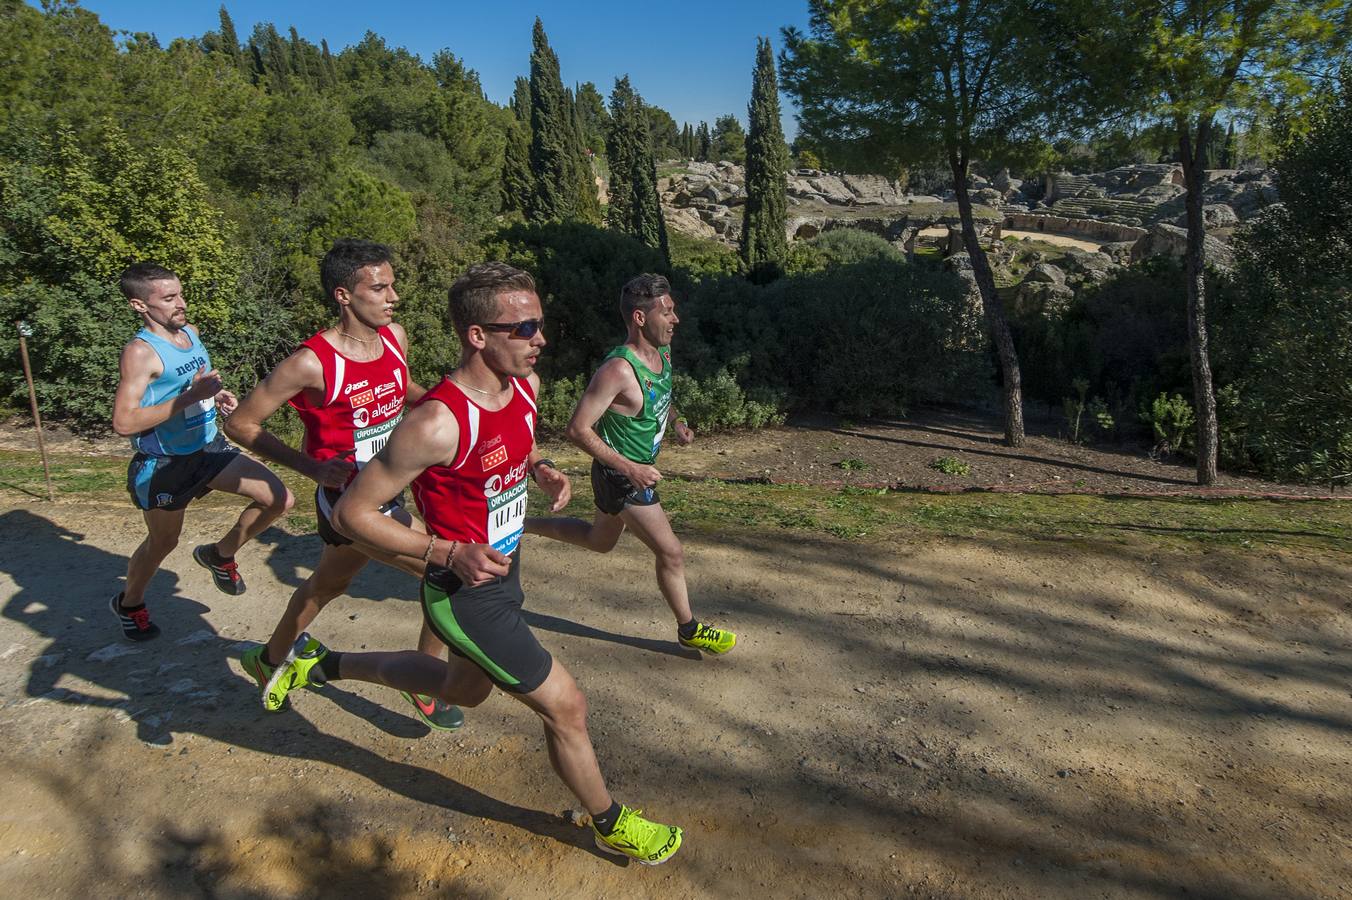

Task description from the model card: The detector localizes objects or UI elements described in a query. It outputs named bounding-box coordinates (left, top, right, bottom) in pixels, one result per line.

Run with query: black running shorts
left=420, top=550, right=552, bottom=694
left=314, top=485, right=406, bottom=547
left=126, top=436, right=240, bottom=512
left=591, top=459, right=660, bottom=516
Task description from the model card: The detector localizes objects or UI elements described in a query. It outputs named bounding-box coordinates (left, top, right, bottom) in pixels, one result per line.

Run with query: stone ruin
left=657, top=159, right=1278, bottom=308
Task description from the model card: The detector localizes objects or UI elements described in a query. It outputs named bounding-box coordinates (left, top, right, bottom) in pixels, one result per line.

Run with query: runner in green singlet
left=526, top=273, right=736, bottom=654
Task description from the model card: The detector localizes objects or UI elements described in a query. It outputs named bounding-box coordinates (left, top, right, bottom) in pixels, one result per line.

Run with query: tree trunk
left=1178, top=127, right=1219, bottom=485
left=952, top=168, right=1025, bottom=447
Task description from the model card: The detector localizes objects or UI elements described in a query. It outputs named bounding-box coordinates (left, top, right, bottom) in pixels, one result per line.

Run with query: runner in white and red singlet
left=262, top=263, right=685, bottom=866
left=224, top=238, right=462, bottom=730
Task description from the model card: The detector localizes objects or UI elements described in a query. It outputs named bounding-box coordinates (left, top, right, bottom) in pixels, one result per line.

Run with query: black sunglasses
left=479, top=319, right=543, bottom=339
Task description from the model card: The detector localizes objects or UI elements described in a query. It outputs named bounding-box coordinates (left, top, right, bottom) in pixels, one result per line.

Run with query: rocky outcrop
left=1003, top=212, right=1148, bottom=244
left=1130, top=222, right=1236, bottom=271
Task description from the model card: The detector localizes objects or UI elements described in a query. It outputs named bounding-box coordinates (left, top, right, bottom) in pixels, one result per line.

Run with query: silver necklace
left=449, top=374, right=501, bottom=396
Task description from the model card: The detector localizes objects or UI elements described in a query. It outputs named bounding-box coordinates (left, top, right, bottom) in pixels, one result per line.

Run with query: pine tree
left=679, top=123, right=694, bottom=158
left=741, top=37, right=789, bottom=269
left=605, top=76, right=640, bottom=233
left=527, top=19, right=577, bottom=222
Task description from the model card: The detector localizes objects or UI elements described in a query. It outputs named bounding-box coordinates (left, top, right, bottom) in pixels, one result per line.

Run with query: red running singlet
left=411, top=376, right=538, bottom=555
left=288, top=326, right=409, bottom=485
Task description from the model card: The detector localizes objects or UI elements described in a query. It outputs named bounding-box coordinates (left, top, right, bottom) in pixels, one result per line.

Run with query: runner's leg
left=263, top=542, right=369, bottom=665
left=336, top=650, right=494, bottom=708
left=617, top=502, right=692, bottom=624
left=510, top=660, right=612, bottom=814
left=525, top=511, right=626, bottom=553
left=123, top=507, right=186, bottom=607
left=207, top=455, right=293, bottom=557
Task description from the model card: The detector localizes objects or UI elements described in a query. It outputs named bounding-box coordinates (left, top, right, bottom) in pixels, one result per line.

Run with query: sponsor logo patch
left=344, top=380, right=370, bottom=395
left=353, top=406, right=370, bottom=428
left=374, top=380, right=398, bottom=398
left=480, top=444, right=508, bottom=471
left=155, top=492, right=173, bottom=507
left=349, top=389, right=374, bottom=407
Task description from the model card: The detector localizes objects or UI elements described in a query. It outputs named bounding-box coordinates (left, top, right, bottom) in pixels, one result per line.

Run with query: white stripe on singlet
left=328, top=354, right=346, bottom=406
left=451, top=404, right=479, bottom=471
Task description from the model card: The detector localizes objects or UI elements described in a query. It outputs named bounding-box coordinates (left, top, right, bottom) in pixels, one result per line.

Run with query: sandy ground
left=1000, top=230, right=1107, bottom=251
left=0, top=491, right=1348, bottom=899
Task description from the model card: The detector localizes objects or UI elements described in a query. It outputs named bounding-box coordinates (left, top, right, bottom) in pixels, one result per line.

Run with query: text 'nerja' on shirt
left=411, top=376, right=538, bottom=556
left=132, top=326, right=218, bottom=457
left=288, top=326, right=409, bottom=486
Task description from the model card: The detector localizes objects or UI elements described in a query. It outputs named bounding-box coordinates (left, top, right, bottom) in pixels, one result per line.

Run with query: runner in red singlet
left=224, top=239, right=461, bottom=729
left=263, top=263, right=684, bottom=865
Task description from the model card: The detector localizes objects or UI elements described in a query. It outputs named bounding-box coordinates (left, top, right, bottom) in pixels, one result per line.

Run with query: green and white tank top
left=595, top=345, right=672, bottom=465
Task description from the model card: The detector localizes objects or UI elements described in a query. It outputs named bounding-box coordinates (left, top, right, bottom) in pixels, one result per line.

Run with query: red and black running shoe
left=110, top=592, right=161, bottom=642
left=193, top=544, right=246, bottom=595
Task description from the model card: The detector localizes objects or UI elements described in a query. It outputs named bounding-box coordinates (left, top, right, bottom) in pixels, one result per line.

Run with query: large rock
left=1173, top=203, right=1239, bottom=230
left=1025, top=262, right=1067, bottom=285
left=664, top=206, right=717, bottom=240
left=841, top=173, right=904, bottom=205
left=1015, top=281, right=1076, bottom=317
left=806, top=174, right=855, bottom=204
left=1131, top=222, right=1235, bottom=271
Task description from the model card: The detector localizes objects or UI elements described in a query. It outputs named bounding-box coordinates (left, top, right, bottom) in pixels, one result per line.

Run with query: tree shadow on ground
left=831, top=427, right=1195, bottom=486
left=0, top=508, right=607, bottom=888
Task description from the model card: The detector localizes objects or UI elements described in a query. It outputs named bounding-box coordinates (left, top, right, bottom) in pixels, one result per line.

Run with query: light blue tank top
left=131, top=327, right=218, bottom=456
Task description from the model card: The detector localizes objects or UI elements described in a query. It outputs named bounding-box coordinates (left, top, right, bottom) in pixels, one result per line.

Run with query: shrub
left=1143, top=393, right=1195, bottom=456
left=673, top=369, right=784, bottom=431
left=929, top=456, right=971, bottom=476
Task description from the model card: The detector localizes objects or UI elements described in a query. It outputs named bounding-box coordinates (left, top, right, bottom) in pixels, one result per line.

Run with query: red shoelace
left=129, top=607, right=153, bottom=630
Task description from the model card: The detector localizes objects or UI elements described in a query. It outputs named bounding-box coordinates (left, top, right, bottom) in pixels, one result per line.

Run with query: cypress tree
left=569, top=88, right=603, bottom=224
left=631, top=107, right=670, bottom=265
left=321, top=39, right=340, bottom=87
left=501, top=76, right=534, bottom=213
left=605, top=76, right=640, bottom=234
left=696, top=121, right=711, bottom=162
left=527, top=19, right=576, bottom=222
left=288, top=26, right=312, bottom=85
left=215, top=6, right=244, bottom=72
left=740, top=38, right=789, bottom=269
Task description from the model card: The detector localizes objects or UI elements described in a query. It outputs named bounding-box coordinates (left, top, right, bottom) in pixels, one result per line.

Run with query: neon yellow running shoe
left=241, top=644, right=278, bottom=705
left=679, top=622, right=736, bottom=654
left=261, top=632, right=329, bottom=712
left=592, top=806, right=683, bottom=865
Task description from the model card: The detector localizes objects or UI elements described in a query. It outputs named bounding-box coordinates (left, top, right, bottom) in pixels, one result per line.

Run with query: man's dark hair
left=620, top=273, right=671, bottom=320
left=119, top=262, right=179, bottom=301
left=448, top=263, right=537, bottom=336
left=320, top=238, right=395, bottom=301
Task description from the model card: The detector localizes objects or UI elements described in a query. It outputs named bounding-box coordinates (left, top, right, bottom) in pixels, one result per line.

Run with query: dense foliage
left=740, top=38, right=790, bottom=271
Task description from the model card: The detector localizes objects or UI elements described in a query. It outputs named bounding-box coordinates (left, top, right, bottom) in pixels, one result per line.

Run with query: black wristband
left=532, top=458, right=556, bottom=477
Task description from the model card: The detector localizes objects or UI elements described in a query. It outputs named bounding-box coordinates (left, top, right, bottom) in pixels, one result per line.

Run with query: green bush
left=1142, top=393, right=1195, bottom=456
left=535, top=373, right=588, bottom=434
left=928, top=456, right=971, bottom=476
left=673, top=369, right=784, bottom=431
left=785, top=228, right=904, bottom=275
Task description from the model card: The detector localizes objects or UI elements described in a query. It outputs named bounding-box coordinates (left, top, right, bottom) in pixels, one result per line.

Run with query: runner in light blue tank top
left=109, top=262, right=293, bottom=642
left=131, top=326, right=218, bottom=456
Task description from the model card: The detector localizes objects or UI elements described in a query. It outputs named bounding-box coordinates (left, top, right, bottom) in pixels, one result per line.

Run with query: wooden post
left=16, top=322, right=55, bottom=501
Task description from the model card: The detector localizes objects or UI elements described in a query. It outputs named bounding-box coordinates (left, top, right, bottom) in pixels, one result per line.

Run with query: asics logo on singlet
left=343, top=380, right=370, bottom=395
left=483, top=460, right=528, bottom=497
left=174, top=356, right=207, bottom=377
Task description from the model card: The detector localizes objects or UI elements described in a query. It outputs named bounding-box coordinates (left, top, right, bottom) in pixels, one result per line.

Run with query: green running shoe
left=401, top=692, right=465, bottom=731
left=592, top=806, right=683, bottom=865
left=679, top=622, right=737, bottom=654
left=261, top=632, right=329, bottom=712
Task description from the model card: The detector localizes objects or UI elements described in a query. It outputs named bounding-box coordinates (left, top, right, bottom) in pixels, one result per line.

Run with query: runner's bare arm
left=389, top=323, right=427, bottom=402
left=111, top=341, right=222, bottom=436
left=565, top=359, right=662, bottom=488
left=334, top=404, right=512, bottom=584
left=669, top=404, right=694, bottom=445
left=223, top=349, right=352, bottom=487
left=527, top=372, right=570, bottom=512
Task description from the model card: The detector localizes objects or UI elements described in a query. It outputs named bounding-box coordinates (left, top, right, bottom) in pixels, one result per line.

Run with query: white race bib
left=487, top=478, right=527, bottom=555
left=354, top=415, right=399, bottom=466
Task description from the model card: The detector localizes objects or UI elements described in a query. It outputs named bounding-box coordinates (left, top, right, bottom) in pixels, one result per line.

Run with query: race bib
left=354, top=414, right=400, bottom=466
left=487, top=478, right=527, bottom=555
left=184, top=396, right=216, bottom=430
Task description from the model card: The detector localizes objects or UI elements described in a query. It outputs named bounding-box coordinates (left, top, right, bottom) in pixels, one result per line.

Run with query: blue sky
left=66, top=1, right=812, bottom=137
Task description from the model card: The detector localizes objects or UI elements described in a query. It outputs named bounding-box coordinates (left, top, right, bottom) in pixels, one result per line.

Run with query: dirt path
left=0, top=496, right=1348, bottom=898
